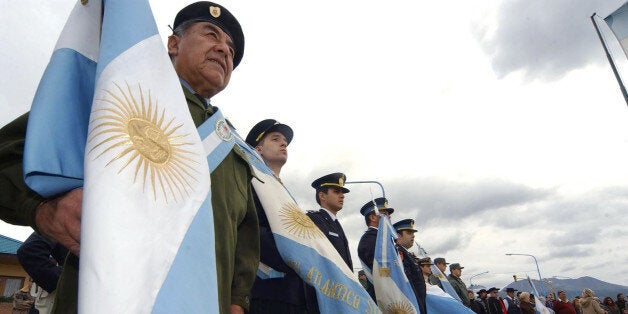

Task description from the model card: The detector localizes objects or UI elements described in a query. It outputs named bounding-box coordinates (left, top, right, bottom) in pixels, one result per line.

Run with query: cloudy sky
left=1, top=0, right=627, bottom=290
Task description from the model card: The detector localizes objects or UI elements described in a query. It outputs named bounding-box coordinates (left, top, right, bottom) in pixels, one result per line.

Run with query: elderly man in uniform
left=356, top=197, right=394, bottom=300
left=448, top=263, right=471, bottom=307
left=0, top=2, right=258, bottom=313
left=393, top=219, right=427, bottom=314
left=245, top=120, right=311, bottom=313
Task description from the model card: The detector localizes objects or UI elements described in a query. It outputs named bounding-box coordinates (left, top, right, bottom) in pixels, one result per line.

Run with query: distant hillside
left=498, top=276, right=627, bottom=300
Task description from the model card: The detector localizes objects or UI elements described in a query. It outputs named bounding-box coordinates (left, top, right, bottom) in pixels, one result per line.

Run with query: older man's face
left=169, top=22, right=235, bottom=98
left=558, top=291, right=567, bottom=301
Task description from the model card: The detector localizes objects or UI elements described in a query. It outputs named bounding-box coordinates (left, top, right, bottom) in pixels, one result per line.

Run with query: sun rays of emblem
left=279, top=203, right=324, bottom=239
left=87, top=82, right=200, bottom=203
left=384, top=300, right=416, bottom=314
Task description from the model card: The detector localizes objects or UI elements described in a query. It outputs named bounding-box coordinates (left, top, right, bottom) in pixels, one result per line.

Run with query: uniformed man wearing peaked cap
left=357, top=197, right=394, bottom=300
left=245, top=119, right=309, bottom=313
left=393, top=218, right=428, bottom=313
left=245, top=119, right=293, bottom=148
left=306, top=173, right=352, bottom=269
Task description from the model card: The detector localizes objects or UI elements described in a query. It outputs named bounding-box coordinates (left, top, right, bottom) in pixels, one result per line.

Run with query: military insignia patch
left=215, top=118, right=233, bottom=142
left=209, top=6, right=221, bottom=18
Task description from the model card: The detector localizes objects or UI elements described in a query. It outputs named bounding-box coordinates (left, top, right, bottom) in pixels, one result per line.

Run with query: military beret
left=311, top=173, right=350, bottom=193
left=393, top=219, right=417, bottom=233
left=173, top=1, right=245, bottom=68
left=360, top=197, right=394, bottom=216
left=245, top=119, right=293, bottom=147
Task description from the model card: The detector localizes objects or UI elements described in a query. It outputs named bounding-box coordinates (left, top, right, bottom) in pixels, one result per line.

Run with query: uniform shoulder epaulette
left=306, top=210, right=318, bottom=214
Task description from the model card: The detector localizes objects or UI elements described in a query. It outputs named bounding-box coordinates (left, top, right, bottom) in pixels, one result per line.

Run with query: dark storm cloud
left=475, top=0, right=624, bottom=80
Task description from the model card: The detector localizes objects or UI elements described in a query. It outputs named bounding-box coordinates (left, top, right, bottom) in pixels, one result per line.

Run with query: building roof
left=0, top=234, right=23, bottom=254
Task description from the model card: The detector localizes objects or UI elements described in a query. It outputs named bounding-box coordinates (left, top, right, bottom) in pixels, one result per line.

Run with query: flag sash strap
left=431, top=265, right=462, bottom=301
left=238, top=145, right=380, bottom=313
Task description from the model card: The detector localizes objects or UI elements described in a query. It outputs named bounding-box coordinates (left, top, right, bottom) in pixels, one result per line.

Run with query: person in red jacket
left=553, top=290, right=577, bottom=314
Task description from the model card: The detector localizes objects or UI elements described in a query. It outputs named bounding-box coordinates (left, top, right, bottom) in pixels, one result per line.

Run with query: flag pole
left=591, top=13, right=628, bottom=106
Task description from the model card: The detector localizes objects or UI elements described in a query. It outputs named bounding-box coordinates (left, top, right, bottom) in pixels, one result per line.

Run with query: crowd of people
left=465, top=287, right=627, bottom=314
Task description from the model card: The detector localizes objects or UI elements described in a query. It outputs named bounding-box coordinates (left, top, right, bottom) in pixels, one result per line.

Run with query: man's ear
left=255, top=146, right=263, bottom=154
left=167, top=35, right=180, bottom=57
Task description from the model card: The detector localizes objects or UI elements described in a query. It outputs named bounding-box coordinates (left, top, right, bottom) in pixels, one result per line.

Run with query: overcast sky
left=1, top=0, right=627, bottom=291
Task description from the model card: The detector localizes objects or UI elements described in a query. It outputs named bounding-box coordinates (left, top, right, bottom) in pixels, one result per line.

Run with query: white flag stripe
left=80, top=33, right=210, bottom=313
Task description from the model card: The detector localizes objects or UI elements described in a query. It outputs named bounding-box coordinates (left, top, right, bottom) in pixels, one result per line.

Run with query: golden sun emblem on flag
left=385, top=300, right=415, bottom=314
left=87, top=82, right=200, bottom=203
left=279, top=203, right=324, bottom=239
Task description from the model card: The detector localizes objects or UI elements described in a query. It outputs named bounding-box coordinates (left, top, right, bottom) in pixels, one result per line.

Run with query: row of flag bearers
left=0, top=0, right=479, bottom=312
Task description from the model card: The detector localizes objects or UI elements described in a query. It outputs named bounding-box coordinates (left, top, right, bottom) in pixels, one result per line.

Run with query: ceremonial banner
left=372, top=215, right=419, bottom=313
left=247, top=147, right=380, bottom=313
left=23, top=0, right=99, bottom=197
left=430, top=263, right=462, bottom=301
left=605, top=2, right=628, bottom=58
left=425, top=285, right=475, bottom=314
left=23, top=1, right=216, bottom=313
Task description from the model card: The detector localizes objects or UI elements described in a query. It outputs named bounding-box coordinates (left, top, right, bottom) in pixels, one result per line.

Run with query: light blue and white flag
left=425, top=284, right=475, bottom=314
left=23, top=1, right=216, bottom=313
left=605, top=2, right=628, bottom=58
left=23, top=0, right=100, bottom=197
left=430, top=264, right=462, bottom=302
left=372, top=215, right=419, bottom=313
left=247, top=152, right=380, bottom=313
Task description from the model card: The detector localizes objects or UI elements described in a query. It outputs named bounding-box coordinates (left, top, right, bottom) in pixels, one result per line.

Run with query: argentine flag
left=372, top=215, right=419, bottom=313
left=247, top=156, right=380, bottom=313
left=23, top=1, right=215, bottom=313
left=425, top=285, right=475, bottom=314
left=605, top=2, right=628, bottom=59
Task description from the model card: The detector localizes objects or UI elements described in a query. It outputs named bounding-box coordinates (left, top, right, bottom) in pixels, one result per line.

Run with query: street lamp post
left=469, top=271, right=489, bottom=287
left=506, top=253, right=545, bottom=296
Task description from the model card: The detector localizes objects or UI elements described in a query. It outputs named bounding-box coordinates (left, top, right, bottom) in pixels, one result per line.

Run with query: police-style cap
left=434, top=257, right=449, bottom=265
left=477, top=289, right=487, bottom=295
left=487, top=287, right=500, bottom=293
left=419, top=257, right=433, bottom=266
left=311, top=173, right=350, bottom=193
left=506, top=288, right=517, bottom=292
left=245, top=119, right=293, bottom=147
left=393, top=219, right=417, bottom=233
left=173, top=2, right=245, bottom=68
left=449, top=263, right=464, bottom=270
left=360, top=197, right=394, bottom=216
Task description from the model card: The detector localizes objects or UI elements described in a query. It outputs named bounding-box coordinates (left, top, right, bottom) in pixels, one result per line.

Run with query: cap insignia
left=210, top=6, right=221, bottom=18
left=338, top=177, right=344, bottom=186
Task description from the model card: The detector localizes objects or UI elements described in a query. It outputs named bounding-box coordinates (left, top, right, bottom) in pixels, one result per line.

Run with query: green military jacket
left=0, top=86, right=260, bottom=314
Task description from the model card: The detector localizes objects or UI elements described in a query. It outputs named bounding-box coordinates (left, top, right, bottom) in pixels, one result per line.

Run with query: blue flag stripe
left=24, top=48, right=96, bottom=197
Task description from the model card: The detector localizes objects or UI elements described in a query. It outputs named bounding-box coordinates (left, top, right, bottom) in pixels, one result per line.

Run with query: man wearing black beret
left=0, top=2, right=257, bottom=314
left=168, top=3, right=257, bottom=314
